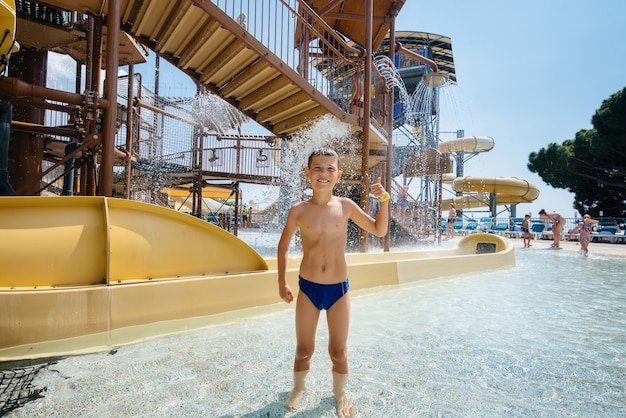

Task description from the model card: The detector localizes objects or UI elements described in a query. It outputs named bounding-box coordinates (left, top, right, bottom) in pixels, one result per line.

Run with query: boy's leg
left=285, top=370, right=308, bottom=411
left=333, top=371, right=355, bottom=418
left=326, top=292, right=350, bottom=373
left=327, top=293, right=355, bottom=418
left=285, top=292, right=320, bottom=411
left=294, top=291, right=321, bottom=370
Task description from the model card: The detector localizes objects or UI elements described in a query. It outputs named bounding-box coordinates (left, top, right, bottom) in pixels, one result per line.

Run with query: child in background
left=522, top=214, right=532, bottom=248
left=568, top=214, right=598, bottom=256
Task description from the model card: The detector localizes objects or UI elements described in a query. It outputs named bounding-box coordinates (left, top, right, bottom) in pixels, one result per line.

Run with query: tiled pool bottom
left=5, top=248, right=626, bottom=417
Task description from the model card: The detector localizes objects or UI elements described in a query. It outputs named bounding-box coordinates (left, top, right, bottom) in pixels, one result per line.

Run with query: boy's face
left=305, top=155, right=342, bottom=190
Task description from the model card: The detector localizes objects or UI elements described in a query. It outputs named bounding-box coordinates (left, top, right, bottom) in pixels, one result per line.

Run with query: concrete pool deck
left=503, top=236, right=626, bottom=258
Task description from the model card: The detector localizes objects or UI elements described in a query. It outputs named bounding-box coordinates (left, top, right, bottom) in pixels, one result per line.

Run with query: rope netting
left=114, top=75, right=267, bottom=206
left=0, top=364, right=48, bottom=415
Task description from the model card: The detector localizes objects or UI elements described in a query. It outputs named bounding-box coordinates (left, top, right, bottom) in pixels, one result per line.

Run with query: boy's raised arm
left=370, top=177, right=390, bottom=237
left=349, top=177, right=389, bottom=237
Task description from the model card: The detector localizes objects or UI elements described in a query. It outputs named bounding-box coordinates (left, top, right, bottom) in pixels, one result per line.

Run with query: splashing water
left=374, top=55, right=440, bottom=131
left=374, top=55, right=456, bottom=234
left=374, top=55, right=411, bottom=117
left=189, top=92, right=249, bottom=133
left=278, top=115, right=352, bottom=217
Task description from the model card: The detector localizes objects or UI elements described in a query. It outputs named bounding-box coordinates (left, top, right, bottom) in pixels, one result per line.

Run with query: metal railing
left=211, top=0, right=366, bottom=118
left=201, top=135, right=282, bottom=181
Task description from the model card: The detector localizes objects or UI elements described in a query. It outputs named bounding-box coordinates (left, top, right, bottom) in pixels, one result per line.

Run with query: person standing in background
left=539, top=209, right=565, bottom=249
left=522, top=214, right=532, bottom=248
left=567, top=214, right=598, bottom=256
left=446, top=203, right=457, bottom=239
left=349, top=71, right=364, bottom=118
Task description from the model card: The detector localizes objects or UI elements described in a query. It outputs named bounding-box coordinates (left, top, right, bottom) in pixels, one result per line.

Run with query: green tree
left=528, top=87, right=626, bottom=217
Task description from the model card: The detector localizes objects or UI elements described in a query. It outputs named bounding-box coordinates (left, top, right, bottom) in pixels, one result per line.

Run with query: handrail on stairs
left=211, top=0, right=363, bottom=115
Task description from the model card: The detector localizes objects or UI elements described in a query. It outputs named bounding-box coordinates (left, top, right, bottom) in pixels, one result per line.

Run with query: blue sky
left=48, top=0, right=625, bottom=218
left=393, top=0, right=626, bottom=218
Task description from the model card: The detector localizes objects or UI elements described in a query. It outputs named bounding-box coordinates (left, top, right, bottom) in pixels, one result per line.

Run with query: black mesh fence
left=0, top=364, right=48, bottom=416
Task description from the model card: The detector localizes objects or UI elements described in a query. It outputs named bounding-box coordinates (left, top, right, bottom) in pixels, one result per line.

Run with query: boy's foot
left=336, top=394, right=356, bottom=418
left=285, top=370, right=308, bottom=411
left=285, top=387, right=306, bottom=411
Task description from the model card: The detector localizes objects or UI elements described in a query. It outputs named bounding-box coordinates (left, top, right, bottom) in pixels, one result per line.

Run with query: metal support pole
left=124, top=66, right=134, bottom=199
left=99, top=0, right=121, bottom=196
left=233, top=181, right=239, bottom=236
left=383, top=15, right=396, bottom=252
left=359, top=0, right=374, bottom=253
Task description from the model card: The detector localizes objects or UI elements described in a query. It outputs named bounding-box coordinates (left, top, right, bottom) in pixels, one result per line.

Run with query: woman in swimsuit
left=539, top=209, right=566, bottom=248
left=568, top=214, right=598, bottom=256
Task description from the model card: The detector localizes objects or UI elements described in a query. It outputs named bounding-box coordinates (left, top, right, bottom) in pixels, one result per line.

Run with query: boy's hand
left=371, top=177, right=388, bottom=201
left=280, top=284, right=294, bottom=303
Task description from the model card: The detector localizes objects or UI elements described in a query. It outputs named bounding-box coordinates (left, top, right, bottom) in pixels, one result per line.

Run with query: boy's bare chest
left=300, top=206, right=346, bottom=234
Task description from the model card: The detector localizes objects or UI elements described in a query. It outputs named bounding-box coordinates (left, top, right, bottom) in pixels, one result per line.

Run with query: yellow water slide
left=444, top=176, right=540, bottom=209
left=0, top=0, right=20, bottom=74
left=0, top=196, right=267, bottom=288
left=404, top=136, right=494, bottom=177
left=438, top=135, right=495, bottom=153
left=1, top=225, right=514, bottom=360
left=437, top=136, right=539, bottom=208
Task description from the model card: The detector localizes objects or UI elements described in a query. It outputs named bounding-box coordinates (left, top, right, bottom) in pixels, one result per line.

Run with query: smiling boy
left=277, top=148, right=389, bottom=417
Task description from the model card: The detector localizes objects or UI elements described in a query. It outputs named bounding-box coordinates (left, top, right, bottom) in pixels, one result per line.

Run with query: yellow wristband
left=378, top=192, right=390, bottom=203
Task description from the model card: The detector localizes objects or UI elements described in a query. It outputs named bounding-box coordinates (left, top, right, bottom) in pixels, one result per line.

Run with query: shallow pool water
left=5, top=244, right=626, bottom=417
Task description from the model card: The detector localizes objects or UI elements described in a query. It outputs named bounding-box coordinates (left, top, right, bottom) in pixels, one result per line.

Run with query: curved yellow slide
left=0, top=198, right=515, bottom=363
left=0, top=0, right=20, bottom=74
left=436, top=136, right=539, bottom=208
left=405, top=137, right=494, bottom=177
left=0, top=196, right=267, bottom=287
left=446, top=176, right=540, bottom=208
left=439, top=136, right=495, bottom=153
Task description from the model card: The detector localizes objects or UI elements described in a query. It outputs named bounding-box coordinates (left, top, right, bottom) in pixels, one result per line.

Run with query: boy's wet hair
left=538, top=209, right=546, bottom=215
left=308, top=148, right=339, bottom=168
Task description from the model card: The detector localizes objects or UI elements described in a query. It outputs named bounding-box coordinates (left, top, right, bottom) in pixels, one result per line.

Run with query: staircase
left=17, top=1, right=406, bottom=176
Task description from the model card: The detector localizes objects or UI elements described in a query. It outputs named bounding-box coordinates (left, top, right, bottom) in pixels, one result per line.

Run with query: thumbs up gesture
left=371, top=177, right=389, bottom=202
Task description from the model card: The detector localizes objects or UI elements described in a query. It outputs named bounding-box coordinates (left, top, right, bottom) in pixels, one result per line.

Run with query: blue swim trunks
left=298, top=276, right=349, bottom=310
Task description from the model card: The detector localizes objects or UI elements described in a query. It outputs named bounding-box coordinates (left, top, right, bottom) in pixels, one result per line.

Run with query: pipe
left=0, top=76, right=109, bottom=109
left=62, top=142, right=79, bottom=195
left=12, top=97, right=77, bottom=114
left=0, top=77, right=108, bottom=108
left=0, top=101, right=14, bottom=194
left=99, top=0, right=121, bottom=197
left=124, top=65, right=134, bottom=199
left=384, top=12, right=396, bottom=252
left=359, top=0, right=373, bottom=253
left=11, top=120, right=80, bottom=137
left=394, top=42, right=438, bottom=73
